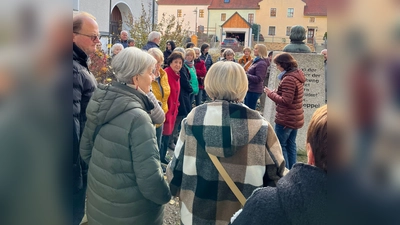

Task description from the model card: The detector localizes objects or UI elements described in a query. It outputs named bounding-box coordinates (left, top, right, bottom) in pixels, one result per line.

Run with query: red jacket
left=194, top=59, right=207, bottom=90
left=268, top=68, right=306, bottom=129
left=163, top=67, right=181, bottom=135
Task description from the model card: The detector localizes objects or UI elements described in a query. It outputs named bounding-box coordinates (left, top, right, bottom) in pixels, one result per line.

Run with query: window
left=224, top=0, right=230, bottom=2
left=199, top=9, right=204, bottom=18
left=287, top=8, right=294, bottom=17
left=248, top=13, right=254, bottom=24
left=177, top=9, right=182, bottom=17
left=268, top=26, right=276, bottom=36
left=309, top=17, right=315, bottom=23
left=221, top=13, right=226, bottom=21
left=270, top=8, right=276, bottom=17
left=286, top=26, right=292, bottom=36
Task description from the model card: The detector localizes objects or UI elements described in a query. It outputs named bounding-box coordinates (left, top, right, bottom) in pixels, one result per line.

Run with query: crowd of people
left=73, top=11, right=327, bottom=225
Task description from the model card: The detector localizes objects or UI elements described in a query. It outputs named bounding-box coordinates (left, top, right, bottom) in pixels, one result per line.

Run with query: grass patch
left=297, top=149, right=307, bottom=163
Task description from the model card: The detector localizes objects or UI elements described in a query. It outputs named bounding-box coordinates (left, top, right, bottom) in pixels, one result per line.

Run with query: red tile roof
left=157, top=0, right=212, bottom=5
left=302, top=0, right=327, bottom=16
left=208, top=0, right=261, bottom=9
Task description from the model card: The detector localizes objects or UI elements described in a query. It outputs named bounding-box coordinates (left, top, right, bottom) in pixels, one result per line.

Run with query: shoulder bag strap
left=207, top=153, right=246, bottom=206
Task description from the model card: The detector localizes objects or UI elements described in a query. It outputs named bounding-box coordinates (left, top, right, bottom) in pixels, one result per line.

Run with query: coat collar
left=73, top=43, right=89, bottom=69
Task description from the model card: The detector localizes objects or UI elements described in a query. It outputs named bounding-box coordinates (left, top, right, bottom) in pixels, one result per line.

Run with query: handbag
left=207, top=153, right=246, bottom=207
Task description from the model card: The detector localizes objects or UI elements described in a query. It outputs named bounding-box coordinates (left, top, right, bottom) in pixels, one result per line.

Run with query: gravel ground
left=163, top=197, right=180, bottom=225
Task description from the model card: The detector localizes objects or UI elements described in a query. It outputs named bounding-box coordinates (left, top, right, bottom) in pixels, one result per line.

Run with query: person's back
left=167, top=61, right=286, bottom=225
left=231, top=105, right=328, bottom=225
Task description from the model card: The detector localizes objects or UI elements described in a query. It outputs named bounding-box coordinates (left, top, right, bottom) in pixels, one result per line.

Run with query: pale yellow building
left=256, top=0, right=327, bottom=47
left=157, top=0, right=212, bottom=34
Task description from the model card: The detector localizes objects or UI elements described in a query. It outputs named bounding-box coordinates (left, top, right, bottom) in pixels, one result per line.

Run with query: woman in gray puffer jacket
left=80, top=47, right=171, bottom=225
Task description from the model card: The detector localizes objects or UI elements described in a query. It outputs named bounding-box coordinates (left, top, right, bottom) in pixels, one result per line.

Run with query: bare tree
left=125, top=3, right=191, bottom=50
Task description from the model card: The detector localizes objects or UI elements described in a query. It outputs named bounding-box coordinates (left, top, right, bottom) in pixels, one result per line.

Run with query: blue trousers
left=275, top=123, right=298, bottom=169
left=244, top=91, right=261, bottom=110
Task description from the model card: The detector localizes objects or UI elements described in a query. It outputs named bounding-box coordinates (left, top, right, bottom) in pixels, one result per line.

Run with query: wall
left=157, top=5, right=209, bottom=33
left=78, top=0, right=154, bottom=33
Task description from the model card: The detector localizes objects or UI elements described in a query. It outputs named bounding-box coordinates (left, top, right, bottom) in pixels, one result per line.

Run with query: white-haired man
left=115, top=30, right=129, bottom=48
left=142, top=31, right=161, bottom=51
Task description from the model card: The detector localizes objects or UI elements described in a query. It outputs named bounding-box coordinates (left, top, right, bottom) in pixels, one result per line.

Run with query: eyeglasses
left=74, top=32, right=100, bottom=41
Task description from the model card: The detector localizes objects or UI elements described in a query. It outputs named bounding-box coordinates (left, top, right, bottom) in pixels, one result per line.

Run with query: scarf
left=278, top=70, right=286, bottom=80
left=184, top=60, right=194, bottom=68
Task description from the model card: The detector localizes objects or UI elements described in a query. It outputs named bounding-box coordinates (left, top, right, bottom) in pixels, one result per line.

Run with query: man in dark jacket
left=72, top=12, right=98, bottom=225
left=114, top=30, right=129, bottom=48
left=142, top=31, right=161, bottom=51
left=231, top=105, right=327, bottom=225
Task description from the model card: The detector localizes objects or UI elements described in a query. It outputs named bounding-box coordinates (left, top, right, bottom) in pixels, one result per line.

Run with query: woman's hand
left=264, top=86, right=272, bottom=95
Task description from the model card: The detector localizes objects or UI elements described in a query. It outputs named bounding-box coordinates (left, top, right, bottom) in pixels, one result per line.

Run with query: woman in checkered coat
left=166, top=61, right=287, bottom=225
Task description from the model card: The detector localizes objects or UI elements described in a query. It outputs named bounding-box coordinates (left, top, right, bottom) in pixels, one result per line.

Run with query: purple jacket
left=246, top=58, right=270, bottom=93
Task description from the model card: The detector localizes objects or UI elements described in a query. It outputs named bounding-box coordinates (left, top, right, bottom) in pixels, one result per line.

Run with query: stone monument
left=263, top=52, right=325, bottom=150
left=283, top=25, right=312, bottom=53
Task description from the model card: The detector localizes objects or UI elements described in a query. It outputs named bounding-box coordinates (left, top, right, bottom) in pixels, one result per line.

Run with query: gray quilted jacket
left=80, top=82, right=171, bottom=225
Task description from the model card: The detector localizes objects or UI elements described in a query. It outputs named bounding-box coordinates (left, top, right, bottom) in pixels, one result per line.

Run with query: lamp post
left=152, top=0, right=156, bottom=30
left=193, top=7, right=198, bottom=34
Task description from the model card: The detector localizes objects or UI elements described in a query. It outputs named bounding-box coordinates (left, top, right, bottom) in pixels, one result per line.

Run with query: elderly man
left=115, top=30, right=129, bottom=48
left=142, top=31, right=161, bottom=50
left=127, top=38, right=135, bottom=47
left=73, top=12, right=98, bottom=225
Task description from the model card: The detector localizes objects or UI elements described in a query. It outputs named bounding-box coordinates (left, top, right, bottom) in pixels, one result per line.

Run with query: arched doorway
left=110, top=6, right=122, bottom=43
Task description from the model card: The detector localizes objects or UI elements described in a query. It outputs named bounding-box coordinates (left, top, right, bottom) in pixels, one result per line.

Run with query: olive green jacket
left=80, top=82, right=171, bottom=225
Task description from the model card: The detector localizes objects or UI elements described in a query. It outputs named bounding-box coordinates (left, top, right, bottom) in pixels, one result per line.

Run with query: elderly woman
left=264, top=52, right=305, bottom=169
left=167, top=61, right=287, bottom=225
left=222, top=48, right=236, bottom=62
left=184, top=48, right=199, bottom=106
left=169, top=48, right=193, bottom=151
left=199, top=43, right=213, bottom=71
left=147, top=48, right=171, bottom=150
left=238, top=47, right=253, bottom=71
left=244, top=44, right=270, bottom=110
left=80, top=47, right=171, bottom=225
left=193, top=47, right=207, bottom=106
left=163, top=40, right=176, bottom=67
left=160, top=51, right=185, bottom=164
left=110, top=43, right=123, bottom=57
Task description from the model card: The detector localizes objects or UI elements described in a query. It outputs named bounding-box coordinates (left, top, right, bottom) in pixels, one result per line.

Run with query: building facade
left=73, top=0, right=156, bottom=50
left=157, top=0, right=212, bottom=35
left=256, top=0, right=327, bottom=48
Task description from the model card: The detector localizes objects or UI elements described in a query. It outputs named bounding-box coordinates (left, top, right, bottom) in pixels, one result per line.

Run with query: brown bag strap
left=207, top=153, right=246, bottom=206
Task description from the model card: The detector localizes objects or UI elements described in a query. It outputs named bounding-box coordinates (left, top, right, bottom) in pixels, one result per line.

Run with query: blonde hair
left=243, top=47, right=251, bottom=53
left=185, top=48, right=195, bottom=58
left=255, top=44, right=268, bottom=58
left=205, top=61, right=248, bottom=101
left=147, top=47, right=164, bottom=62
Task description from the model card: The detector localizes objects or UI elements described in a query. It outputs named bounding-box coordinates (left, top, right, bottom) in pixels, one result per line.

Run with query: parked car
left=221, top=38, right=242, bottom=52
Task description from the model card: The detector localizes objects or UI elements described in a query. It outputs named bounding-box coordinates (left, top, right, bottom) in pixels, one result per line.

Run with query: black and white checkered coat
left=166, top=100, right=286, bottom=225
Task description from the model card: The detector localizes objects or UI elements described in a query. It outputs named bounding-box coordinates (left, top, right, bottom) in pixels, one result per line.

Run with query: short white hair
left=121, top=30, right=128, bottom=35
left=111, top=43, right=124, bottom=56
left=148, top=31, right=161, bottom=42
left=111, top=47, right=156, bottom=84
left=173, top=47, right=186, bottom=57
